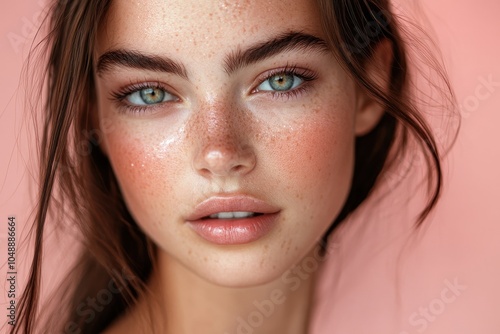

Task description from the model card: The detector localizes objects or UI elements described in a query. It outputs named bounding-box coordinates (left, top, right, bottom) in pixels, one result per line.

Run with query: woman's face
left=95, top=0, right=375, bottom=286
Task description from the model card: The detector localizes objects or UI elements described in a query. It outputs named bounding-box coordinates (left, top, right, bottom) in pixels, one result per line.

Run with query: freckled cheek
left=269, top=114, right=355, bottom=211
left=103, top=128, right=184, bottom=224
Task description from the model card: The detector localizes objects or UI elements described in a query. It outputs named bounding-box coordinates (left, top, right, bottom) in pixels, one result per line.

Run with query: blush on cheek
left=105, top=132, right=169, bottom=213
left=269, top=112, right=355, bottom=220
left=109, top=141, right=153, bottom=190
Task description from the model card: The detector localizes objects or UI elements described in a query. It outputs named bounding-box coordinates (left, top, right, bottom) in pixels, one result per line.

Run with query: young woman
left=12, top=0, right=455, bottom=333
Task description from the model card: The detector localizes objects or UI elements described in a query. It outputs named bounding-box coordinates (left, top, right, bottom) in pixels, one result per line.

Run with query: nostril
left=193, top=142, right=257, bottom=178
left=231, top=164, right=244, bottom=172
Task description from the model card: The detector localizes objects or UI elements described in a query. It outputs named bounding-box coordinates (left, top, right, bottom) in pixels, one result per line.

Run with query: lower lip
left=186, top=213, right=279, bottom=245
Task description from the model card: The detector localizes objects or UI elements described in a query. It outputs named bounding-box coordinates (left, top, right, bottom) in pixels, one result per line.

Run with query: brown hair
left=12, top=0, right=456, bottom=333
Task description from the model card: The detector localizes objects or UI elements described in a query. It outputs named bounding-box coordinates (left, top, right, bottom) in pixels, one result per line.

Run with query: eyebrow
left=96, top=50, right=189, bottom=78
left=224, top=31, right=329, bottom=74
left=96, top=31, right=329, bottom=78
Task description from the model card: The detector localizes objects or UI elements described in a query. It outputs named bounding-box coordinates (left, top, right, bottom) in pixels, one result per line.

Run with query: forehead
left=97, top=0, right=324, bottom=55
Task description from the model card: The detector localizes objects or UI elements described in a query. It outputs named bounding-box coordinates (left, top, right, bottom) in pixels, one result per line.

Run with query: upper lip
left=185, top=194, right=281, bottom=221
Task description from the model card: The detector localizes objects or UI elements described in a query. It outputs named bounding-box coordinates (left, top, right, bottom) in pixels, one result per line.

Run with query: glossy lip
left=185, top=195, right=281, bottom=245
left=185, top=195, right=281, bottom=221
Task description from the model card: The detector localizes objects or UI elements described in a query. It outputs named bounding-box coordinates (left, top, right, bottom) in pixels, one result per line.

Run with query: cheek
left=289, top=125, right=352, bottom=197
left=264, top=101, right=355, bottom=231
left=102, top=124, right=184, bottom=228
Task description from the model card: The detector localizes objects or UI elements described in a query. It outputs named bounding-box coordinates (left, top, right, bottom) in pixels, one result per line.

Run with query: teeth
left=209, top=211, right=256, bottom=219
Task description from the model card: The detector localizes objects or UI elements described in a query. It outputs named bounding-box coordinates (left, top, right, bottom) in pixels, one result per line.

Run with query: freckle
left=188, top=249, right=192, bottom=255
left=264, top=244, right=268, bottom=251
left=273, top=265, right=276, bottom=270
left=203, top=257, right=207, bottom=262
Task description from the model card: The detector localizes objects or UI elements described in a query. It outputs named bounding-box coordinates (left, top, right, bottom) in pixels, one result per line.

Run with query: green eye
left=140, top=87, right=165, bottom=104
left=269, top=74, right=295, bottom=90
left=126, top=87, right=175, bottom=106
left=258, top=73, right=303, bottom=92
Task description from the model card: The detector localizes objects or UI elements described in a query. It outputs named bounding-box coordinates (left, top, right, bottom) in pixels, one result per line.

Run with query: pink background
left=1, top=0, right=499, bottom=333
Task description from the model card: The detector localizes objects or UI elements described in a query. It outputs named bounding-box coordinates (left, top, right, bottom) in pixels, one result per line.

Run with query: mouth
left=201, top=211, right=265, bottom=219
left=185, top=195, right=280, bottom=245
left=185, top=195, right=280, bottom=222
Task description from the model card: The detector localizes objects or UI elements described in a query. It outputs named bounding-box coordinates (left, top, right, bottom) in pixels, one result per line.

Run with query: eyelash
left=252, top=65, right=318, bottom=100
left=110, top=81, right=172, bottom=114
left=109, top=66, right=318, bottom=114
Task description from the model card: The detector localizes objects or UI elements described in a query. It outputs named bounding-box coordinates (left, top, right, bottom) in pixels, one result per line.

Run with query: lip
left=185, top=195, right=280, bottom=221
left=185, top=195, right=281, bottom=245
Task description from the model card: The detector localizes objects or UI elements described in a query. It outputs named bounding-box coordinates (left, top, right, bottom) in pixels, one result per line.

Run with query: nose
left=191, top=101, right=256, bottom=178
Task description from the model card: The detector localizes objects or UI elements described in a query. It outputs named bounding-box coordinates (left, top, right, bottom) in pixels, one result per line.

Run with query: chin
left=187, top=247, right=295, bottom=288
left=200, top=266, right=285, bottom=289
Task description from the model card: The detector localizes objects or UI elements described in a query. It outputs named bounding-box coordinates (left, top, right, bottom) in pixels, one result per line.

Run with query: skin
left=94, top=0, right=387, bottom=332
